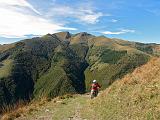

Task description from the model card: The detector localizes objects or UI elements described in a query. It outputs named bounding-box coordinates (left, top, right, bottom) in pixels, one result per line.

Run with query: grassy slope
left=2, top=94, right=89, bottom=120
left=85, top=37, right=150, bottom=90
left=3, top=58, right=160, bottom=120
left=0, top=44, right=15, bottom=53
left=81, top=58, right=160, bottom=120
left=0, top=32, right=159, bottom=109
left=0, top=59, right=13, bottom=78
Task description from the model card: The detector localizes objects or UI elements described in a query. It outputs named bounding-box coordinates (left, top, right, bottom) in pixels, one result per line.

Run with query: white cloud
left=0, top=0, right=40, bottom=14
left=111, top=19, right=118, bottom=23
left=47, top=4, right=104, bottom=24
left=101, top=29, right=135, bottom=35
left=0, top=0, right=76, bottom=38
left=78, top=12, right=103, bottom=24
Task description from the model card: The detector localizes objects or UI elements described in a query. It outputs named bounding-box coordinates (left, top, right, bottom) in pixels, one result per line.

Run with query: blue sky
left=0, top=0, right=160, bottom=44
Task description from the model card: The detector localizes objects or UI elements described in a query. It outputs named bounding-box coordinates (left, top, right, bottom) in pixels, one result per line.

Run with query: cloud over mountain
left=101, top=29, right=135, bottom=35
left=47, top=3, right=104, bottom=24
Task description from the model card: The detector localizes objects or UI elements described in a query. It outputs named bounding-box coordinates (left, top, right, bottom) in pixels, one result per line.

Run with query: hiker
left=90, top=80, right=101, bottom=99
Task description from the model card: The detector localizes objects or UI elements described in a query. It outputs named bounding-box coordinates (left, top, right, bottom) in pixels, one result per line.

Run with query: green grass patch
left=0, top=59, right=13, bottom=78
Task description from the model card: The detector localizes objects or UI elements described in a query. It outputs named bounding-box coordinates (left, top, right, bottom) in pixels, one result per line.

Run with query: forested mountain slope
left=0, top=32, right=159, bottom=109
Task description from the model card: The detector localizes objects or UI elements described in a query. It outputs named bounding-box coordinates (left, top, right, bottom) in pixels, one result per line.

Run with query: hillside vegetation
left=2, top=58, right=159, bottom=120
left=0, top=32, right=160, bottom=110
left=82, top=58, right=160, bottom=120
left=0, top=44, right=15, bottom=53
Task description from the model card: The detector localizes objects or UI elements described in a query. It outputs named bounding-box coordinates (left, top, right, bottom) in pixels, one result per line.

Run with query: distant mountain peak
left=54, top=32, right=71, bottom=41
left=0, top=31, right=160, bottom=110
left=74, top=32, right=93, bottom=37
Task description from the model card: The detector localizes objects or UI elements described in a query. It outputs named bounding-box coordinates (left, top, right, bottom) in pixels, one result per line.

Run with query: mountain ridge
left=0, top=32, right=160, bottom=111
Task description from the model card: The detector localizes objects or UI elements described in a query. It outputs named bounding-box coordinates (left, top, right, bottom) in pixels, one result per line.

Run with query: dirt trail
left=15, top=93, right=91, bottom=120
left=68, top=103, right=84, bottom=120
left=68, top=94, right=90, bottom=120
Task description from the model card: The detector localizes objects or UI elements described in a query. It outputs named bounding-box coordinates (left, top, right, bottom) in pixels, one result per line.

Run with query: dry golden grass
left=0, top=44, right=15, bottom=53
left=88, top=36, right=148, bottom=55
left=154, top=45, right=160, bottom=51
left=153, top=45, right=160, bottom=55
left=122, top=57, right=160, bottom=84
left=81, top=57, right=160, bottom=120
left=112, top=43, right=144, bottom=54
left=1, top=97, right=47, bottom=120
left=70, top=35, right=88, bottom=44
left=89, top=36, right=114, bottom=46
left=1, top=100, right=28, bottom=120
left=54, top=32, right=71, bottom=41
left=1, top=94, right=74, bottom=120
left=0, top=59, right=13, bottom=78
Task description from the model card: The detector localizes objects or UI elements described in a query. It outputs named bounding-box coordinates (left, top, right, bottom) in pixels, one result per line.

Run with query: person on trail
left=90, top=80, right=101, bottom=98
